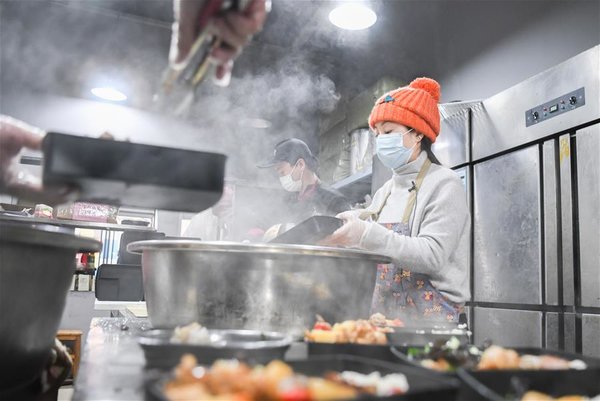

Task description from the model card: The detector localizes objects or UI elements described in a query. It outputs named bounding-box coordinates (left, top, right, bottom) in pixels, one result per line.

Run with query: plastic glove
left=336, top=209, right=372, bottom=222
left=320, top=216, right=370, bottom=248
left=170, top=0, right=269, bottom=81
left=262, top=223, right=293, bottom=242
left=0, top=115, right=73, bottom=204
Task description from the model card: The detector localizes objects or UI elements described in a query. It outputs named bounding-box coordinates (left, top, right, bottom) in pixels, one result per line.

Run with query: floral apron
left=370, top=159, right=462, bottom=324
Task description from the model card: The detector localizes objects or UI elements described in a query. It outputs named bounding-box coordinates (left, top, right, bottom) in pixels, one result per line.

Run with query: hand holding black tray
left=269, top=216, right=343, bottom=245
left=42, top=132, right=226, bottom=212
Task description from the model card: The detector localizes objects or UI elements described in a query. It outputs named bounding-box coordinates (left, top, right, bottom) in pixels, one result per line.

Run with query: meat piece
left=478, top=345, right=520, bottom=370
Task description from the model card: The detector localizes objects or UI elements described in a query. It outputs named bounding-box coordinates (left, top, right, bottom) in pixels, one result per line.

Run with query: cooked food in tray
left=521, top=391, right=600, bottom=401
left=171, top=323, right=211, bottom=345
left=304, top=314, right=403, bottom=345
left=407, top=338, right=587, bottom=372
left=477, top=345, right=586, bottom=371
left=163, top=354, right=410, bottom=401
left=139, top=323, right=293, bottom=368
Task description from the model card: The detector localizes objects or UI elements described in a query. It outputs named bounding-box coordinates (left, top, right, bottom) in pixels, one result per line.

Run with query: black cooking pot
left=0, top=220, right=101, bottom=391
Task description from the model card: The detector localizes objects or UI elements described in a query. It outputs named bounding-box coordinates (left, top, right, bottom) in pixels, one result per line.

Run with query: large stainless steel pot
left=0, top=220, right=100, bottom=391
left=128, top=241, right=392, bottom=336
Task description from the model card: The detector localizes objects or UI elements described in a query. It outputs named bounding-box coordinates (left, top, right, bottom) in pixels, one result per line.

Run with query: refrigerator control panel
left=525, top=87, right=586, bottom=127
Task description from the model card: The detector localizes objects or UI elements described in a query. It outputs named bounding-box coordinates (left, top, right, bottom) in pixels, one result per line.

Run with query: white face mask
left=376, top=129, right=416, bottom=170
left=279, top=162, right=304, bottom=192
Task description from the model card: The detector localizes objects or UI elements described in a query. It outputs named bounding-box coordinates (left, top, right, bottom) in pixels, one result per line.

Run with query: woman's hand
left=320, top=211, right=370, bottom=248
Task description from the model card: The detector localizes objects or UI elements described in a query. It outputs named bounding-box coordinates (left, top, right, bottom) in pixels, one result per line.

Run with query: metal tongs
left=158, top=0, right=253, bottom=114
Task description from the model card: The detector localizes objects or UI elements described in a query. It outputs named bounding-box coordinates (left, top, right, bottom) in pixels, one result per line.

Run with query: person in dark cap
left=258, top=138, right=351, bottom=225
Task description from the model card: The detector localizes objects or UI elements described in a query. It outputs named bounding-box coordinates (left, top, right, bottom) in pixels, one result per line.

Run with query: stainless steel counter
left=72, top=317, right=307, bottom=401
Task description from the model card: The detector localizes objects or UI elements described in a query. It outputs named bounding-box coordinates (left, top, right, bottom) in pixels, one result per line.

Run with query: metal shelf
left=0, top=215, right=155, bottom=232
left=331, top=168, right=372, bottom=203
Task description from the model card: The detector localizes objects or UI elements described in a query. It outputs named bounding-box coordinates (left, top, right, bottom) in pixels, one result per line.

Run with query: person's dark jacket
left=287, top=183, right=351, bottom=223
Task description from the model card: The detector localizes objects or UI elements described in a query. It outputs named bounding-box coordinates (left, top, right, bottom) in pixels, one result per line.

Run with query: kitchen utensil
left=127, top=240, right=391, bottom=336
left=159, top=0, right=252, bottom=114
left=269, top=216, right=343, bottom=245
left=0, top=220, right=101, bottom=392
left=42, top=132, right=226, bottom=212
left=138, top=328, right=293, bottom=369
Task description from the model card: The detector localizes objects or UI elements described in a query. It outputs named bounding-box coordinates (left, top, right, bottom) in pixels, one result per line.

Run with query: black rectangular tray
left=308, top=341, right=398, bottom=363
left=392, top=346, right=600, bottom=371
left=270, top=216, right=343, bottom=245
left=385, top=326, right=471, bottom=347
left=42, top=132, right=226, bottom=212
left=391, top=347, right=600, bottom=401
left=465, top=348, right=600, bottom=400
left=146, top=354, right=460, bottom=401
left=307, top=325, right=470, bottom=363
left=459, top=367, right=600, bottom=401
left=138, top=329, right=292, bottom=370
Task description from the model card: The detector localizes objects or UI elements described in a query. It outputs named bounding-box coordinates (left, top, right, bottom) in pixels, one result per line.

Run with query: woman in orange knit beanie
left=324, top=77, right=470, bottom=325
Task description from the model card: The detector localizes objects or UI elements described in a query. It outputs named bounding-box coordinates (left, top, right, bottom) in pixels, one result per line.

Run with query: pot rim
left=138, top=328, right=294, bottom=350
left=127, top=240, right=392, bottom=263
left=0, top=221, right=101, bottom=252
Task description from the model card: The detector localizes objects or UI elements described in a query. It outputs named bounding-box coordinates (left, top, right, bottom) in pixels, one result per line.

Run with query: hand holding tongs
left=158, top=0, right=268, bottom=115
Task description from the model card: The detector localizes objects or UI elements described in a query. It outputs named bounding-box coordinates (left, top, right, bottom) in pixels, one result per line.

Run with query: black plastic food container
left=390, top=346, right=600, bottom=401
left=146, top=354, right=461, bottom=401
left=270, top=216, right=343, bottom=245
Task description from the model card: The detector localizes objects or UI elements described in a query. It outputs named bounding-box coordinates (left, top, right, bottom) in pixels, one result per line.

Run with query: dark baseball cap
left=257, top=138, right=316, bottom=169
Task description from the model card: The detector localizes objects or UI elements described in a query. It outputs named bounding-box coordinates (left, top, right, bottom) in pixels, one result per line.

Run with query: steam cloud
left=0, top=0, right=344, bottom=232
left=185, top=49, right=341, bottom=183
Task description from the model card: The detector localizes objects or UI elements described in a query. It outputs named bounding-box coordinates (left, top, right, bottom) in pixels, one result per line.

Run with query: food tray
left=463, top=348, right=600, bottom=400
left=392, top=347, right=600, bottom=371
left=145, top=354, right=460, bottom=401
left=307, top=341, right=397, bottom=363
left=307, top=325, right=470, bottom=363
left=42, top=132, right=226, bottom=212
left=138, top=329, right=293, bottom=369
left=459, top=367, right=600, bottom=401
left=270, top=216, right=343, bottom=245
left=385, top=326, right=471, bottom=347
left=391, top=347, right=600, bottom=401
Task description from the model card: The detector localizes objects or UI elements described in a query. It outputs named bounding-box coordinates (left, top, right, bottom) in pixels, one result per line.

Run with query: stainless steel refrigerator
left=464, top=45, right=600, bottom=355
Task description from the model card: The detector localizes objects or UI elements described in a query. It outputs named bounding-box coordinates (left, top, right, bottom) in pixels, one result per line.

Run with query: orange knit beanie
left=368, top=77, right=441, bottom=143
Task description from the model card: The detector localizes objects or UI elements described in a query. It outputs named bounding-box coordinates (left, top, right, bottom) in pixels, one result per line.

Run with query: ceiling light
left=240, top=117, right=272, bottom=129
left=329, top=3, right=377, bottom=30
left=91, top=87, right=127, bottom=102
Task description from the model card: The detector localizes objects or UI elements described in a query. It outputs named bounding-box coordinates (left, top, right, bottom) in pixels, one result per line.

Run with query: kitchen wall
left=1, top=92, right=214, bottom=151
left=435, top=0, right=600, bottom=102
left=320, top=1, right=599, bottom=191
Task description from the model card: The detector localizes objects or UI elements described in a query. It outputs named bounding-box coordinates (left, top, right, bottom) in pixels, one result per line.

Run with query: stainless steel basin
left=128, top=240, right=392, bottom=336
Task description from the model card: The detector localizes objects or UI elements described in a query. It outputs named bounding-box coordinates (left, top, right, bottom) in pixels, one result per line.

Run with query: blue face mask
left=376, top=129, right=415, bottom=170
